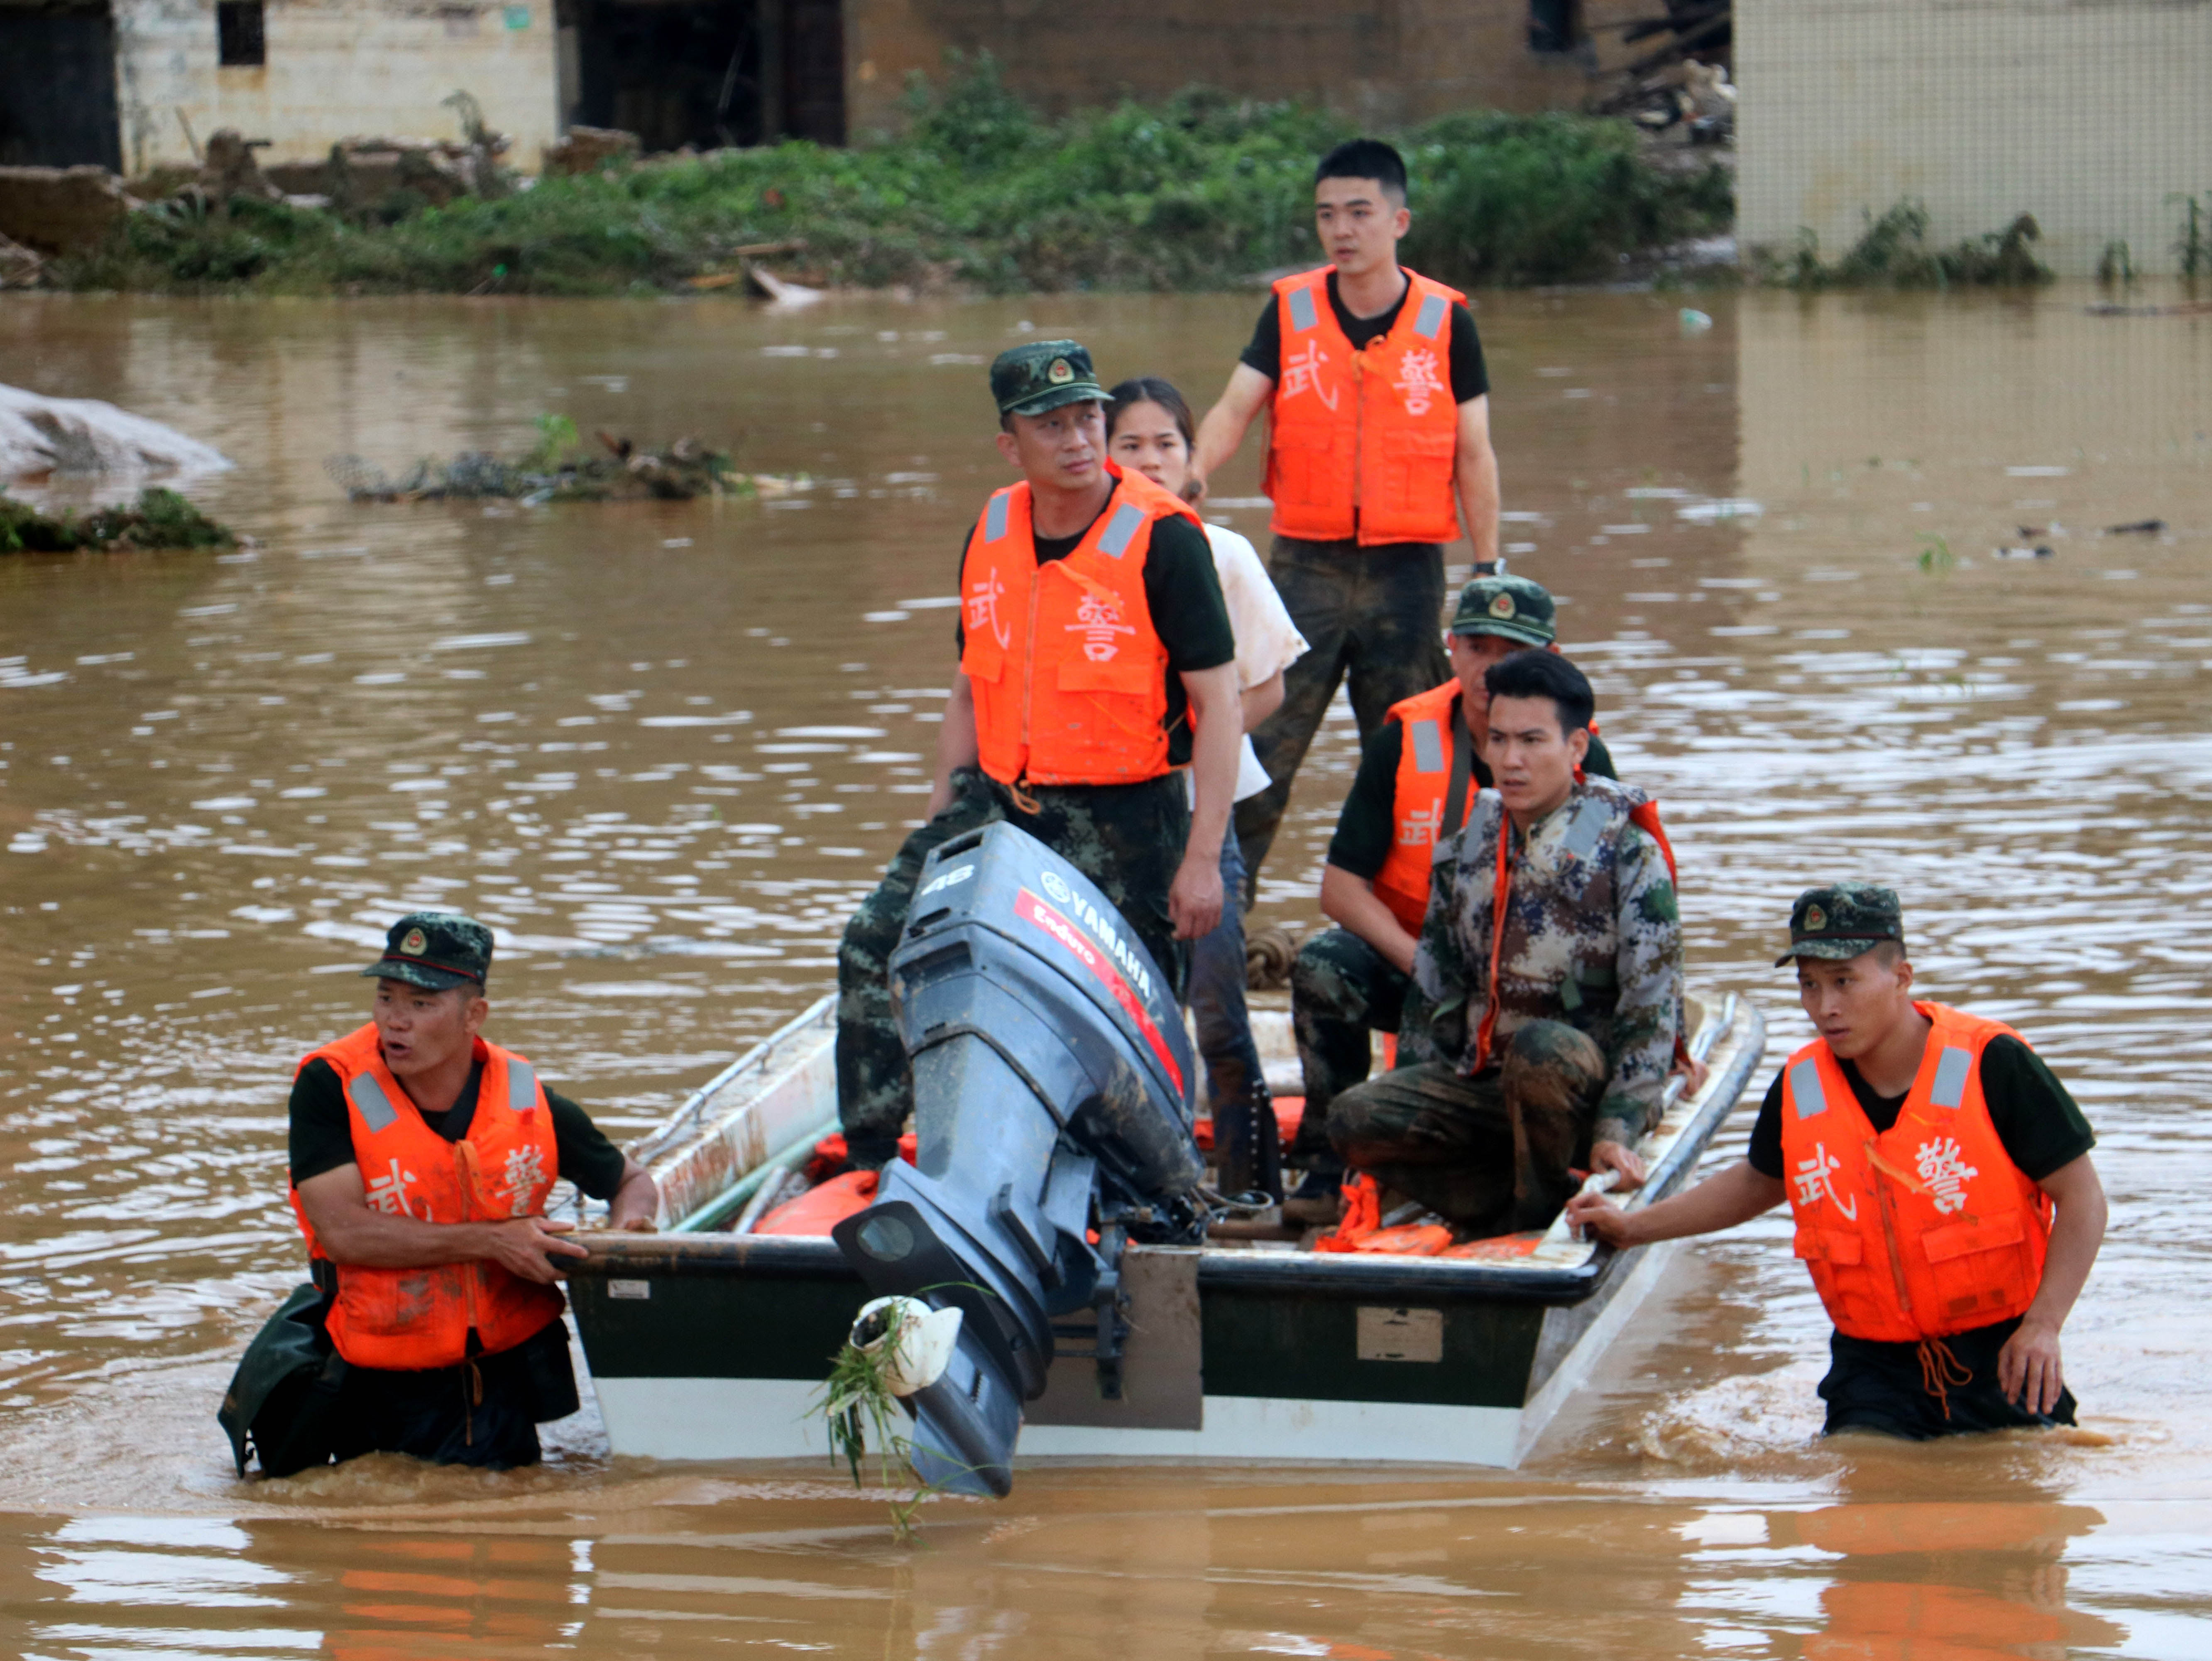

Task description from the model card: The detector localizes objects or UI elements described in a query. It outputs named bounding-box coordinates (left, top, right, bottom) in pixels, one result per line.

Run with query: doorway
left=568, top=0, right=844, bottom=152
left=0, top=1, right=123, bottom=170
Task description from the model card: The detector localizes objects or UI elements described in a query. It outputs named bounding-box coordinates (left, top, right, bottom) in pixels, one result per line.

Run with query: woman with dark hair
left=1106, top=376, right=1309, bottom=1198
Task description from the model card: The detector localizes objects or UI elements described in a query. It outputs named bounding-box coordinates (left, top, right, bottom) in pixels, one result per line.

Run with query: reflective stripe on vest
left=958, top=464, right=1194, bottom=789
left=1369, top=680, right=1473, bottom=933
left=290, top=1024, right=565, bottom=1369
left=347, top=1069, right=399, bottom=1133
left=1263, top=264, right=1466, bottom=546
left=1777, top=1002, right=2053, bottom=1343
left=1790, top=1056, right=1826, bottom=1119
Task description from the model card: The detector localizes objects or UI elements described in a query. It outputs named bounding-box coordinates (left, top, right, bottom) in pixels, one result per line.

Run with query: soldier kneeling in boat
left=1284, top=573, right=1624, bottom=1216
left=1323, top=650, right=1682, bottom=1235
left=833, top=342, right=1242, bottom=1169
left=1571, top=884, right=2106, bottom=1439
left=224, top=914, right=658, bottom=1475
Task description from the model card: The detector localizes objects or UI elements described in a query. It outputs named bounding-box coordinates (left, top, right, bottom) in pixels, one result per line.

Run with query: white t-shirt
left=1203, top=521, right=1309, bottom=802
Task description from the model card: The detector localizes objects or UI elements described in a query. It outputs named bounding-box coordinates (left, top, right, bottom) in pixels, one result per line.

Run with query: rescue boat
left=564, top=985, right=1763, bottom=1471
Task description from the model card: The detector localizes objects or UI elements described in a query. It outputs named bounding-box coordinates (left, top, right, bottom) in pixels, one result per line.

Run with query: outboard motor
left=830, top=821, right=1205, bottom=1498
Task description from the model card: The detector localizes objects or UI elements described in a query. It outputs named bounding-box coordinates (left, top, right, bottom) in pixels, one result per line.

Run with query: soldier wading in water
left=223, top=914, right=657, bottom=1475
left=1572, top=884, right=2107, bottom=1439
left=834, top=342, right=1241, bottom=1169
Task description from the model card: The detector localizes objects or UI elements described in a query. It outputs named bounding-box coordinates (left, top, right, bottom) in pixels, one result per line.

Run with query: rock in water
left=0, top=383, right=231, bottom=491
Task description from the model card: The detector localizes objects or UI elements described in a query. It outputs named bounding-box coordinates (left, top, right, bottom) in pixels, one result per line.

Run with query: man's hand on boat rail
left=1567, top=1157, right=1789, bottom=1252
left=486, top=1217, right=592, bottom=1283
left=1588, top=1139, right=1647, bottom=1191
left=604, top=1156, right=660, bottom=1233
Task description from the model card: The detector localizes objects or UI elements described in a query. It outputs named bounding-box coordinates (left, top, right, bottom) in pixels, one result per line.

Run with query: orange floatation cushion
left=754, top=1168, right=880, bottom=1236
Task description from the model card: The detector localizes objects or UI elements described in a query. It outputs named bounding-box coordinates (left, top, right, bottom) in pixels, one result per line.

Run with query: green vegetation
left=817, top=1305, right=936, bottom=1544
left=1756, top=202, right=2053, bottom=289
left=57, top=58, right=1731, bottom=297
left=2171, top=191, right=2210, bottom=280
left=0, top=487, right=235, bottom=553
left=327, top=427, right=754, bottom=503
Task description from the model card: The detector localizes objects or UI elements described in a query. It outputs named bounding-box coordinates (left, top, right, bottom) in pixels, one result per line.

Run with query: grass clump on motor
left=0, top=487, right=236, bottom=553
left=58, top=57, right=1732, bottom=297
left=815, top=1294, right=973, bottom=1544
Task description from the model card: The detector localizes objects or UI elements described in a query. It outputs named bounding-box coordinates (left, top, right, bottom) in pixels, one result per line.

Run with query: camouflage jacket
left=1409, top=775, right=1683, bottom=1144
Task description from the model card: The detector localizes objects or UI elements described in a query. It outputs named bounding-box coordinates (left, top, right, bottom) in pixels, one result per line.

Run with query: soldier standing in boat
left=229, top=913, right=658, bottom=1473
left=1192, top=137, right=1502, bottom=895
left=1570, top=884, right=2107, bottom=1438
left=1283, top=573, right=1622, bottom=1215
left=835, top=343, right=1243, bottom=1170
left=1324, top=651, right=1681, bottom=1234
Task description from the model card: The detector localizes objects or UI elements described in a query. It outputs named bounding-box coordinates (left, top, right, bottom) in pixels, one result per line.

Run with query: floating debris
left=326, top=422, right=788, bottom=505
left=1, top=486, right=235, bottom=553
left=2104, top=518, right=2166, bottom=535
left=1993, top=545, right=2055, bottom=561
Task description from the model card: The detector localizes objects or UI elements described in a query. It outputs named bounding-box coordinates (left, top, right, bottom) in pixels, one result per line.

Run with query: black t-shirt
left=1241, top=271, right=1490, bottom=405
left=1746, top=1035, right=2095, bottom=1184
left=954, top=499, right=1235, bottom=768
left=1326, top=713, right=1617, bottom=880
left=288, top=1056, right=631, bottom=1199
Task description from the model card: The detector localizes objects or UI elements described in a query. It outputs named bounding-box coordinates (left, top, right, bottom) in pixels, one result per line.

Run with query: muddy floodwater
left=2, top=285, right=2210, bottom=1658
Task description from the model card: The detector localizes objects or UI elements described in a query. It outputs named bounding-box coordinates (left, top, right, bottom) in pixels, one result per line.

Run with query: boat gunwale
left=572, top=990, right=1764, bottom=1307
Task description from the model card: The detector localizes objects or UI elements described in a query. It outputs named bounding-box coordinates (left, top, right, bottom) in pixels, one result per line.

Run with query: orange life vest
left=1779, top=1002, right=2053, bottom=1344
left=1264, top=265, right=1466, bottom=546
left=291, top=1024, right=566, bottom=1370
left=1372, top=680, right=1478, bottom=932
left=1370, top=681, right=1676, bottom=940
left=959, top=463, right=1199, bottom=789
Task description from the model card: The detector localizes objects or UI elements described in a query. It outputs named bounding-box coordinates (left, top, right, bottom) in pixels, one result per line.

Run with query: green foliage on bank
left=57, top=59, right=1731, bottom=297
left=1754, top=202, right=2054, bottom=289
left=0, top=487, right=235, bottom=554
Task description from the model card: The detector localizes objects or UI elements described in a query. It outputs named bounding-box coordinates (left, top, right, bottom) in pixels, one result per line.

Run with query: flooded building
left=0, top=0, right=848, bottom=176
left=0, top=0, right=563, bottom=175
left=843, top=0, right=1596, bottom=133
left=1736, top=0, right=2212, bottom=278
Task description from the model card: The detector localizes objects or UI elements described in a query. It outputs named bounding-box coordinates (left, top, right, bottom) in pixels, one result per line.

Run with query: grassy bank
left=58, top=63, right=1730, bottom=297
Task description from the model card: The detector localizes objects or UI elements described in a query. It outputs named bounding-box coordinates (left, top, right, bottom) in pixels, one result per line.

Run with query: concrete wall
left=841, top=0, right=1592, bottom=137
left=113, top=0, right=560, bottom=176
left=1737, top=0, right=2212, bottom=278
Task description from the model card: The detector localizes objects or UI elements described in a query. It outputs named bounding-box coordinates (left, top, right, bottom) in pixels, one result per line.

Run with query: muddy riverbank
left=0, top=284, right=2208, bottom=1656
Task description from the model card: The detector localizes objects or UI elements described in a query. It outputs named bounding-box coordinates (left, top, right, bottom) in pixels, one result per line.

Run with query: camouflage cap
left=1449, top=573, right=1556, bottom=647
left=991, top=339, right=1105, bottom=419
left=362, top=911, right=492, bottom=991
left=1775, top=883, right=1905, bottom=966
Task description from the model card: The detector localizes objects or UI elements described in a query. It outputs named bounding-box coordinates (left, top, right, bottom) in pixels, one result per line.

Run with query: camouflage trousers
left=1325, top=1020, right=1609, bottom=1234
left=834, top=766, right=1190, bottom=1166
left=1233, top=537, right=1451, bottom=896
left=1287, top=927, right=1438, bottom=1167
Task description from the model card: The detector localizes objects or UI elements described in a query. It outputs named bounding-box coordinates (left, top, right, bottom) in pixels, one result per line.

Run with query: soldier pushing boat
left=1571, top=884, right=2107, bottom=1438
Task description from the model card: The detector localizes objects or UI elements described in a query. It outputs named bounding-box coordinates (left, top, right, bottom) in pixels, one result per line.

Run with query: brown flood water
left=2, top=286, right=2210, bottom=1657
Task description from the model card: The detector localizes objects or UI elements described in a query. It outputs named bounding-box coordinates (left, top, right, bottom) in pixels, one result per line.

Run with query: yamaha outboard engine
left=830, top=821, right=1205, bottom=1498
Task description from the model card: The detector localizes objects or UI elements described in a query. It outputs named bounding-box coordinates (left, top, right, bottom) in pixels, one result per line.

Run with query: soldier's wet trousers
left=1324, top=1020, right=1609, bottom=1234
left=1288, top=928, right=1408, bottom=1180
left=1233, top=537, right=1451, bottom=894
left=835, top=766, right=1189, bottom=1166
left=1189, top=832, right=1278, bottom=1199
